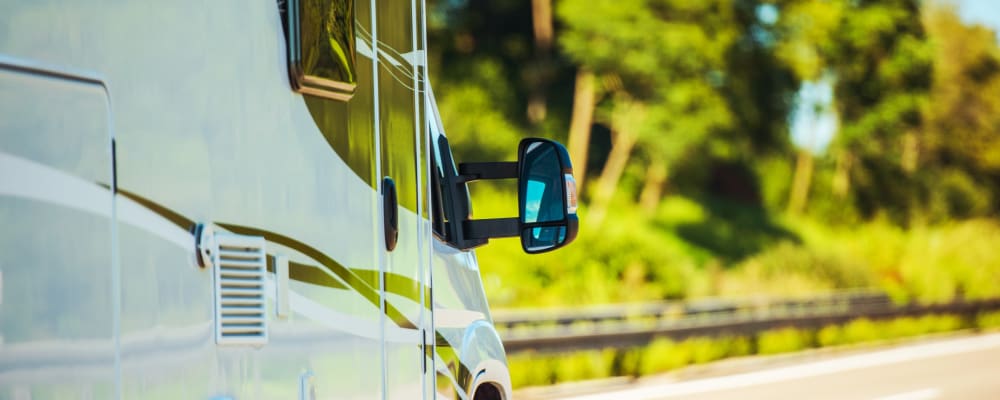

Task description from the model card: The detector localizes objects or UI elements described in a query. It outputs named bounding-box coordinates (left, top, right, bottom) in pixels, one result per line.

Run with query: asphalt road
left=564, top=333, right=1000, bottom=400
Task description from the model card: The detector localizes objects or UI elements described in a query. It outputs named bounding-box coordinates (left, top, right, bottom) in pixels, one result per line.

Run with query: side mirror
left=518, top=138, right=579, bottom=253
left=455, top=137, right=579, bottom=253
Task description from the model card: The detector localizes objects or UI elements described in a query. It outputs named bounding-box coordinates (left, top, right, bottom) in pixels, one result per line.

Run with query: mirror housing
left=517, top=138, right=578, bottom=253
left=456, top=138, right=579, bottom=254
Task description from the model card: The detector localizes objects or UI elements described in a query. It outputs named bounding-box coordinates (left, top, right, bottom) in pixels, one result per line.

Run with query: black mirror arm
left=457, top=162, right=518, bottom=183
left=463, top=218, right=519, bottom=240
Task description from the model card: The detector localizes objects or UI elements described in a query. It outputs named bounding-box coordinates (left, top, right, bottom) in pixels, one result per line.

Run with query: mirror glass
left=519, top=141, right=567, bottom=252
left=520, top=142, right=566, bottom=224
left=522, top=226, right=567, bottom=253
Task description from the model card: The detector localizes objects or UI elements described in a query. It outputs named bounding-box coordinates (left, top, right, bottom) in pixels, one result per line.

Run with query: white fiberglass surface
left=0, top=64, right=115, bottom=398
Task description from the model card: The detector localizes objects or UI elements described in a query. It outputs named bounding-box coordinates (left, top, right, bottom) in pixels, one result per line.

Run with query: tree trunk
left=567, top=69, right=596, bottom=192
left=638, top=157, right=668, bottom=214
left=531, top=0, right=553, bottom=51
left=787, top=149, right=814, bottom=214
left=832, top=149, right=852, bottom=199
left=589, top=110, right=640, bottom=226
left=527, top=0, right=553, bottom=124
left=901, top=131, right=918, bottom=174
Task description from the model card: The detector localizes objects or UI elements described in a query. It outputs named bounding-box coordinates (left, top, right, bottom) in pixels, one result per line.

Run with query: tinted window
left=285, top=0, right=357, bottom=100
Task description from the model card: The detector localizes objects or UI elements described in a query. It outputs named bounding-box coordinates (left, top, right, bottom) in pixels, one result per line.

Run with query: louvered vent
left=212, top=233, right=268, bottom=346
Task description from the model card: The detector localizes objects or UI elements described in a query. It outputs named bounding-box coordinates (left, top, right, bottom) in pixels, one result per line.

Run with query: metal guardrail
left=494, top=291, right=1000, bottom=354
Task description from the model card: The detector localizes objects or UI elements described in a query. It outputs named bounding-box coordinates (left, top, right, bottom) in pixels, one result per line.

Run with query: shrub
left=757, top=328, right=812, bottom=355
left=976, top=311, right=1000, bottom=329
left=640, top=338, right=691, bottom=375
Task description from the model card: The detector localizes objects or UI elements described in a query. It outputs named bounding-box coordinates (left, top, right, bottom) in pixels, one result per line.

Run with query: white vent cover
left=212, top=232, right=268, bottom=346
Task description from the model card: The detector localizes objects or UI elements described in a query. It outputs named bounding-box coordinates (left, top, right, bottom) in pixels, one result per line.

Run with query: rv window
left=282, top=0, right=358, bottom=100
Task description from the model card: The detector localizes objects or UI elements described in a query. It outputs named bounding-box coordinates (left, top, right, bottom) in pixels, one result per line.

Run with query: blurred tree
left=589, top=91, right=647, bottom=224
left=921, top=4, right=1000, bottom=218
left=566, top=68, right=597, bottom=194
left=712, top=0, right=799, bottom=209
left=425, top=0, right=572, bottom=163
left=825, top=0, right=932, bottom=223
left=772, top=0, right=843, bottom=214
left=530, top=0, right=553, bottom=51
left=528, top=0, right=554, bottom=123
left=424, top=0, right=1000, bottom=313
left=772, top=0, right=934, bottom=222
left=557, top=0, right=742, bottom=223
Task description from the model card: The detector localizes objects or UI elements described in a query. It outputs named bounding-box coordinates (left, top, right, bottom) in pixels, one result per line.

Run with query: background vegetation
left=510, top=311, right=1000, bottom=387
left=425, top=0, right=1000, bottom=387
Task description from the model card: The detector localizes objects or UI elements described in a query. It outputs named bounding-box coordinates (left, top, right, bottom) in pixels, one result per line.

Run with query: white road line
left=568, top=333, right=1000, bottom=400
left=873, top=388, right=941, bottom=400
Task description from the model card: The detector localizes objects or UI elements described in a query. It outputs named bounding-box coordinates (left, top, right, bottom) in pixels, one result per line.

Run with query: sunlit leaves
left=774, top=0, right=845, bottom=81
left=923, top=4, right=1000, bottom=174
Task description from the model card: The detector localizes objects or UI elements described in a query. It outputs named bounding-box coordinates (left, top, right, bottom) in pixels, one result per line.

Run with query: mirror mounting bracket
left=457, top=162, right=517, bottom=183
left=463, top=218, right=519, bottom=241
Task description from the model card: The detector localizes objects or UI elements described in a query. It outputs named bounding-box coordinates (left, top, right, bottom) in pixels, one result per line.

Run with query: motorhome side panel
left=0, top=59, right=115, bottom=399
left=1, top=1, right=390, bottom=398
left=0, top=1, right=517, bottom=399
left=372, top=0, right=436, bottom=398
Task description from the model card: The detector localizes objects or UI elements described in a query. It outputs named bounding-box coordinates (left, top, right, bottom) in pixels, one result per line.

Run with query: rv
left=0, top=1, right=578, bottom=399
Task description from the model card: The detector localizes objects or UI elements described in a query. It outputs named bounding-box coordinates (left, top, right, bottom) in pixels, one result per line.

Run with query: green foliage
left=924, top=168, right=994, bottom=221
left=434, top=60, right=524, bottom=162
left=840, top=318, right=881, bottom=344
left=508, top=335, right=758, bottom=388
left=672, top=196, right=800, bottom=263
left=924, top=4, right=1000, bottom=174
left=640, top=338, right=691, bottom=375
left=428, top=0, right=1000, bottom=222
left=711, top=218, right=1000, bottom=302
left=558, top=0, right=736, bottom=90
left=721, top=241, right=869, bottom=296
left=508, top=352, right=555, bottom=388
left=475, top=188, right=718, bottom=307
left=476, top=180, right=1000, bottom=307
left=774, top=0, right=844, bottom=81
left=635, top=336, right=741, bottom=376
left=977, top=311, right=1000, bottom=330
left=755, top=155, right=795, bottom=211
left=553, top=350, right=617, bottom=383
left=757, top=327, right=812, bottom=355
left=424, top=1, right=1000, bottom=391
left=818, top=315, right=967, bottom=348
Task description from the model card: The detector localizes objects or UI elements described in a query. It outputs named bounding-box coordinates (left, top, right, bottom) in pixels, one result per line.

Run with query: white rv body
left=0, top=1, right=513, bottom=399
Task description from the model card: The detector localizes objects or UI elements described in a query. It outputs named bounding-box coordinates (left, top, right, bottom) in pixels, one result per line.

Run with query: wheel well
left=473, top=382, right=503, bottom=400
